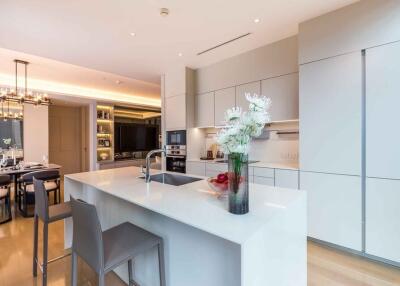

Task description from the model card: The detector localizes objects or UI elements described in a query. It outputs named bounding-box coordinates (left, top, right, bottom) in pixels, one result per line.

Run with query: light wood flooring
left=1, top=199, right=400, bottom=285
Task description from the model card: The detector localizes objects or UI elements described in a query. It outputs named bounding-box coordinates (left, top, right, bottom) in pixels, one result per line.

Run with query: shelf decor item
left=216, top=94, right=271, bottom=214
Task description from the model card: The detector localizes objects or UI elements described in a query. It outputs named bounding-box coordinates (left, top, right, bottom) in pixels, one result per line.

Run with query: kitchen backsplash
left=199, top=121, right=299, bottom=163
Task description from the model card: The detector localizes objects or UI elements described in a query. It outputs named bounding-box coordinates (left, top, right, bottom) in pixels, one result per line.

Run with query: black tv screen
left=115, top=122, right=157, bottom=153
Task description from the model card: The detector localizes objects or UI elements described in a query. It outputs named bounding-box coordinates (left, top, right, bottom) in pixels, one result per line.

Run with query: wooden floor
left=1, top=202, right=400, bottom=285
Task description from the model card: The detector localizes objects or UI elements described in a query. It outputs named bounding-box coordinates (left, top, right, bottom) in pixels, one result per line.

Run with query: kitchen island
left=64, top=167, right=306, bottom=286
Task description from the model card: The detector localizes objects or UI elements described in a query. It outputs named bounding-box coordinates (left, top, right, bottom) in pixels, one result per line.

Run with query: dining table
left=0, top=163, right=62, bottom=203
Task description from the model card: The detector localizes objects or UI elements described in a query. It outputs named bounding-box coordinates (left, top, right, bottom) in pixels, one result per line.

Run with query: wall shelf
left=96, top=104, right=114, bottom=163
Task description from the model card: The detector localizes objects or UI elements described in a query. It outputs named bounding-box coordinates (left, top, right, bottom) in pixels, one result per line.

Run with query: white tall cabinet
left=299, top=52, right=363, bottom=251
left=195, top=92, right=214, bottom=128
left=214, top=87, right=235, bottom=126
left=365, top=42, right=400, bottom=263
left=300, top=52, right=362, bottom=175
left=235, top=82, right=260, bottom=110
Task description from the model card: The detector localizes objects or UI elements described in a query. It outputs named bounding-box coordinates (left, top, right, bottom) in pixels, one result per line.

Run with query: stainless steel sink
left=140, top=173, right=203, bottom=186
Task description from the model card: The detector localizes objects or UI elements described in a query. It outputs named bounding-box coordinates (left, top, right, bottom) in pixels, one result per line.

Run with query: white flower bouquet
left=216, top=94, right=271, bottom=155
left=216, top=94, right=271, bottom=214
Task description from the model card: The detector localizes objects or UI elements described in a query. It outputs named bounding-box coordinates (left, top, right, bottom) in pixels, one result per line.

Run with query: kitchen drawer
left=253, top=167, right=274, bottom=178
left=253, top=176, right=275, bottom=186
left=206, top=163, right=228, bottom=172
left=186, top=161, right=206, bottom=176
left=275, top=169, right=299, bottom=189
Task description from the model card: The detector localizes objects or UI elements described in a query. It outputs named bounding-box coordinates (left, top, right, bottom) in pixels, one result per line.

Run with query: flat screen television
left=114, top=122, right=158, bottom=153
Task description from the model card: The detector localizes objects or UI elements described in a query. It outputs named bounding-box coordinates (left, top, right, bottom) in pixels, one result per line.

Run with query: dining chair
left=70, top=196, right=166, bottom=286
left=0, top=174, right=12, bottom=224
left=32, top=178, right=72, bottom=286
left=18, top=169, right=61, bottom=217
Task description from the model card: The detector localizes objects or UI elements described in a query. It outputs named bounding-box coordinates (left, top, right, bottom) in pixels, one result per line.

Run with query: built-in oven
left=166, top=130, right=187, bottom=173
left=166, top=155, right=186, bottom=173
left=166, top=130, right=186, bottom=146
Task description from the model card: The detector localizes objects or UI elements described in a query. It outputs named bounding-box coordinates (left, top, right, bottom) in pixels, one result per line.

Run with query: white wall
left=23, top=104, right=48, bottom=163
left=299, top=0, right=400, bottom=64
left=195, top=36, right=298, bottom=94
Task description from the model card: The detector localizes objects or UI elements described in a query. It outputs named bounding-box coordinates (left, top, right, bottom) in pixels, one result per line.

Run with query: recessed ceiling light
left=254, top=18, right=260, bottom=23
left=115, top=80, right=122, bottom=85
left=178, top=52, right=183, bottom=57
left=130, top=32, right=136, bottom=37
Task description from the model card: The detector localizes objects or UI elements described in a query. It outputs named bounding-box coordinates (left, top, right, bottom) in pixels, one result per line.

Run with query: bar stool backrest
left=33, top=178, right=49, bottom=221
left=70, top=196, right=104, bottom=273
left=0, top=175, right=11, bottom=187
left=21, top=169, right=60, bottom=184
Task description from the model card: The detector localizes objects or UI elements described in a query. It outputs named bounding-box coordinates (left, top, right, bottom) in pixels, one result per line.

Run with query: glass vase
left=228, top=153, right=249, bottom=215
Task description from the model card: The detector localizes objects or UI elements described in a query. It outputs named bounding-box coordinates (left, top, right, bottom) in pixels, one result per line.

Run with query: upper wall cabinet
left=366, top=42, right=400, bottom=180
left=165, top=94, right=186, bottom=131
left=214, top=87, right=235, bottom=126
left=236, top=81, right=261, bottom=111
left=299, top=52, right=362, bottom=176
left=195, top=92, right=214, bottom=128
left=261, top=73, right=299, bottom=121
left=165, top=66, right=187, bottom=98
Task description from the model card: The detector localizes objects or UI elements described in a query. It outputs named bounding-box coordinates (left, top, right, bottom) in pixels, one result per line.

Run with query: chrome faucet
left=142, top=146, right=166, bottom=183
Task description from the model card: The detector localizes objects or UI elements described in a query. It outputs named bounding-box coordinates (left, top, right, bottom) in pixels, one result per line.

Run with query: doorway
left=49, top=104, right=89, bottom=175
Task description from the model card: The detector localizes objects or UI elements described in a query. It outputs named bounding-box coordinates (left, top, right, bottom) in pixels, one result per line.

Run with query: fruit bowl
left=207, top=173, right=229, bottom=199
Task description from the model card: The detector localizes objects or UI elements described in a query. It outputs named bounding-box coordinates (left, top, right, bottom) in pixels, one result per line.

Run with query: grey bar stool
left=70, top=196, right=166, bottom=286
left=0, top=175, right=12, bottom=224
left=32, top=178, right=72, bottom=286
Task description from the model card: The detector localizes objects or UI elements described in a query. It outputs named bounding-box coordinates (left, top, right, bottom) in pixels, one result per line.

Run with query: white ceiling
left=0, top=0, right=357, bottom=87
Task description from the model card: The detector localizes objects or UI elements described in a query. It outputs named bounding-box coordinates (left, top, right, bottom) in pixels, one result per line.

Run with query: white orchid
left=217, top=94, right=271, bottom=155
left=3, top=138, right=11, bottom=145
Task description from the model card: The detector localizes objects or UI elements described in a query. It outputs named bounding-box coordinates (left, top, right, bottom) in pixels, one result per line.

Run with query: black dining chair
left=0, top=174, right=12, bottom=224
left=18, top=169, right=61, bottom=217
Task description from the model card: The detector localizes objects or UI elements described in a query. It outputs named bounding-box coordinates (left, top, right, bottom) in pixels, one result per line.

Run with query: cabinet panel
left=366, top=42, right=400, bottom=180
left=186, top=161, right=206, bottom=176
left=253, top=176, right=274, bottom=186
left=206, top=163, right=228, bottom=173
left=165, top=95, right=186, bottom=131
left=366, top=177, right=400, bottom=263
left=165, top=67, right=186, bottom=98
left=214, top=87, right=235, bottom=126
left=195, top=92, right=214, bottom=128
left=300, top=171, right=362, bottom=251
left=299, top=52, right=362, bottom=176
left=261, top=73, right=299, bottom=121
left=253, top=167, right=274, bottom=178
left=275, top=169, right=299, bottom=189
left=236, top=81, right=261, bottom=111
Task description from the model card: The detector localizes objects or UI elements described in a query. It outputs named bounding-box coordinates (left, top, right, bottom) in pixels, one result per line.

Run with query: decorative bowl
left=207, top=177, right=229, bottom=199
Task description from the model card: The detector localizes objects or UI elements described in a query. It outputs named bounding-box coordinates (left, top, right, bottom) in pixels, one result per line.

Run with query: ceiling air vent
left=197, top=33, right=252, bottom=56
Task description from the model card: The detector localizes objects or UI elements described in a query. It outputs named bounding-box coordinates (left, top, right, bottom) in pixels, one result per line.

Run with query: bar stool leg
left=98, top=273, right=105, bottom=286
left=128, top=259, right=133, bottom=286
left=42, top=222, right=48, bottom=286
left=71, top=251, right=78, bottom=286
left=33, top=214, right=39, bottom=277
left=158, top=241, right=166, bottom=286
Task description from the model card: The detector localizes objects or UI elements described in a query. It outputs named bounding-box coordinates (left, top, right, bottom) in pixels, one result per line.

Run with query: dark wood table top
left=0, top=164, right=62, bottom=176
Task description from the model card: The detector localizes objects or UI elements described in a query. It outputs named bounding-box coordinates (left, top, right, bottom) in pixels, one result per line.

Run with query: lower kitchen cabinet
left=186, top=161, right=206, bottom=176
left=253, top=176, right=274, bottom=186
left=275, top=169, right=299, bottom=189
left=366, top=177, right=400, bottom=263
left=300, top=171, right=362, bottom=251
left=205, top=163, right=228, bottom=178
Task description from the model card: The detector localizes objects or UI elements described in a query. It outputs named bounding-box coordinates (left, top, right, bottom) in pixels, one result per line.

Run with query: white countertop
left=65, top=167, right=305, bottom=244
left=187, top=158, right=299, bottom=170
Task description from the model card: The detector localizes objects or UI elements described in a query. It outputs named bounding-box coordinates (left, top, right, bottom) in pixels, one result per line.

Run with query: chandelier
left=0, top=59, right=51, bottom=106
